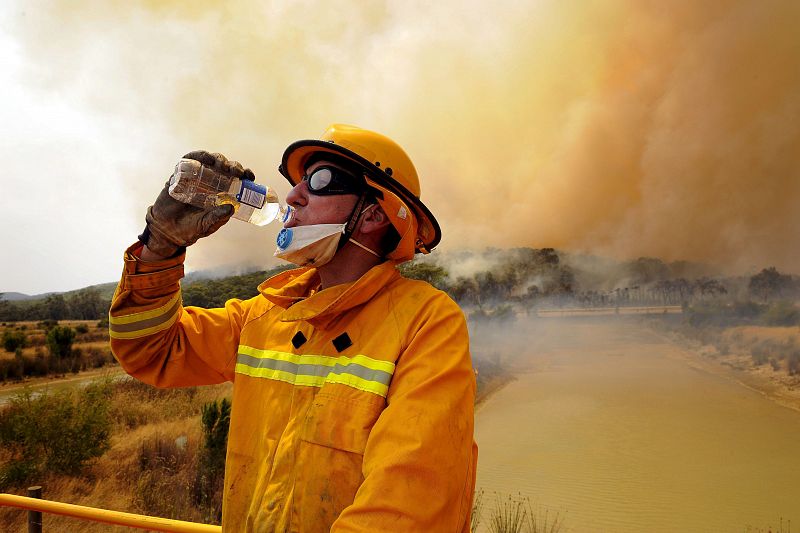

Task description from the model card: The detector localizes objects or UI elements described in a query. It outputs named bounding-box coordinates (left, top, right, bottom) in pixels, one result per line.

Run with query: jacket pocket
left=292, top=390, right=385, bottom=531
left=301, top=391, right=385, bottom=453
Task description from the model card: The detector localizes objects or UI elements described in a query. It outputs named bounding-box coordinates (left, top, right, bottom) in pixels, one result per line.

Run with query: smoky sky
left=6, top=0, right=800, bottom=283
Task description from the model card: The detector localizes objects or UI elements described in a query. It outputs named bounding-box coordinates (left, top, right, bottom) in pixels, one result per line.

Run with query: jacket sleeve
left=108, top=242, right=250, bottom=387
left=332, top=292, right=478, bottom=533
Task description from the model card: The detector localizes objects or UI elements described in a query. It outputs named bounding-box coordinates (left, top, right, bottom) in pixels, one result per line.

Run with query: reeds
left=478, top=492, right=564, bottom=533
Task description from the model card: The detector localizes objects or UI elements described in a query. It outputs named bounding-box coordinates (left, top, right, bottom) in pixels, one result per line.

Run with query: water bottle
left=168, top=159, right=292, bottom=226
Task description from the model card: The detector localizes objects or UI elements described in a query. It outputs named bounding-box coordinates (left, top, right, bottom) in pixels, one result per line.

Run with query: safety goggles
left=302, top=165, right=365, bottom=196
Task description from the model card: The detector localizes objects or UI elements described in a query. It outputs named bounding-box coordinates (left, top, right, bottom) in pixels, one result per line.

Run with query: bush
left=194, top=398, right=231, bottom=522
left=37, top=319, right=58, bottom=331
left=46, top=326, right=76, bottom=358
left=750, top=342, right=771, bottom=366
left=2, top=330, right=26, bottom=352
left=75, top=324, right=90, bottom=334
left=762, top=301, right=800, bottom=327
left=788, top=351, right=800, bottom=376
left=0, top=382, right=112, bottom=486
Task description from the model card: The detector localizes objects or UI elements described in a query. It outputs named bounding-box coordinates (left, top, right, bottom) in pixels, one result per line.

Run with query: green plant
left=0, top=382, right=112, bottom=486
left=489, top=493, right=527, bottom=533
left=524, top=501, right=564, bottom=533
left=2, top=330, right=26, bottom=352
left=37, top=319, right=58, bottom=331
left=485, top=493, right=564, bottom=533
left=193, top=398, right=231, bottom=522
left=471, top=488, right=485, bottom=532
left=46, top=325, right=76, bottom=358
left=75, top=323, right=90, bottom=334
left=763, top=301, right=800, bottom=327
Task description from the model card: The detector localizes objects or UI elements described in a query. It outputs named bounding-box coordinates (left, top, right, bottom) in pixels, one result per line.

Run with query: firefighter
left=109, top=124, right=477, bottom=532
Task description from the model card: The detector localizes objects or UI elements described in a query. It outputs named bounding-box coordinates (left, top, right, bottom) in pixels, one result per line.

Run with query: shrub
left=0, top=382, right=112, bottom=486
left=762, top=301, right=800, bottom=327
left=750, top=342, right=770, bottom=366
left=488, top=494, right=527, bottom=533
left=46, top=326, right=76, bottom=358
left=36, top=319, right=58, bottom=331
left=194, top=398, right=231, bottom=522
left=2, top=330, right=26, bottom=352
left=75, top=323, right=90, bottom=334
left=788, top=351, right=800, bottom=376
left=485, top=493, right=564, bottom=533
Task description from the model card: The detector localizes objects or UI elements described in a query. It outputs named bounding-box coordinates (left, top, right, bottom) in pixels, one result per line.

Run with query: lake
left=472, top=317, right=799, bottom=532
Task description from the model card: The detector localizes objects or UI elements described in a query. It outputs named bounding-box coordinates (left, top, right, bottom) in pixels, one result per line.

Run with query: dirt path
left=0, top=366, right=127, bottom=404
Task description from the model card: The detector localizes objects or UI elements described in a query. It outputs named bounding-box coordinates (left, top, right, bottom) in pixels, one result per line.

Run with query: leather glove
left=139, top=151, right=256, bottom=258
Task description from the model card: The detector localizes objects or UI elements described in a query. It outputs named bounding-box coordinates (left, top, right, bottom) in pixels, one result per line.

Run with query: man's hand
left=139, top=151, right=255, bottom=259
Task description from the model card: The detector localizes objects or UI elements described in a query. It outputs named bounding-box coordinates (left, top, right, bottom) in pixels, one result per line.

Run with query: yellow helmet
left=279, top=124, right=441, bottom=261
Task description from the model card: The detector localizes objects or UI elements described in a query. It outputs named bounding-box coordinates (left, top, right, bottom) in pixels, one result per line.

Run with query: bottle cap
left=276, top=228, right=293, bottom=250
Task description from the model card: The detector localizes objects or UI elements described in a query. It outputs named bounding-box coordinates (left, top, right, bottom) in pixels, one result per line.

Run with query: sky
left=1, top=0, right=798, bottom=295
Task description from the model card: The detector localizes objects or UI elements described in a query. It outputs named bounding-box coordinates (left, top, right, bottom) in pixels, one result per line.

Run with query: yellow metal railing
left=0, top=492, right=222, bottom=532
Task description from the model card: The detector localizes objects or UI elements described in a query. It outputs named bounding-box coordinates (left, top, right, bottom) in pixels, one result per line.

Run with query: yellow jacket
left=109, top=243, right=477, bottom=532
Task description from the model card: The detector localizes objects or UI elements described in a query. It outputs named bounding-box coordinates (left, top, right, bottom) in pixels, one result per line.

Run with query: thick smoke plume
left=9, top=0, right=800, bottom=275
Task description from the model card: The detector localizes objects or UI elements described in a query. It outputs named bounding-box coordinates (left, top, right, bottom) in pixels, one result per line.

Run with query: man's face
left=284, top=159, right=360, bottom=228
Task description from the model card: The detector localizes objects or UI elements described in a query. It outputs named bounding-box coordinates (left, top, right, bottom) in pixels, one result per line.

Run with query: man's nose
left=285, top=180, right=308, bottom=207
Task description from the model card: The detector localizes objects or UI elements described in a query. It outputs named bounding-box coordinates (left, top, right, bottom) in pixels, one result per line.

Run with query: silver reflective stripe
left=235, top=347, right=395, bottom=397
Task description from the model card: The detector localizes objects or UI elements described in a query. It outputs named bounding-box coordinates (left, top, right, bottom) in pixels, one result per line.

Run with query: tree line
left=1, top=249, right=797, bottom=322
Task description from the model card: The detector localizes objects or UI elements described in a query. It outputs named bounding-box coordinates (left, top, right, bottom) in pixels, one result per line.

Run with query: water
left=168, top=158, right=289, bottom=226
left=473, top=318, right=799, bottom=532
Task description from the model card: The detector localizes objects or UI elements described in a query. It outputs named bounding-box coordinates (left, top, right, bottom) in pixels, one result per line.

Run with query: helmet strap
left=337, top=191, right=370, bottom=251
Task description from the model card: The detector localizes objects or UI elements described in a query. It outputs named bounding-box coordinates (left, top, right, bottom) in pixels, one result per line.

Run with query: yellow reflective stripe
left=234, top=362, right=390, bottom=397
left=237, top=346, right=395, bottom=374
left=109, top=310, right=180, bottom=340
left=235, top=347, right=395, bottom=397
left=109, top=294, right=181, bottom=325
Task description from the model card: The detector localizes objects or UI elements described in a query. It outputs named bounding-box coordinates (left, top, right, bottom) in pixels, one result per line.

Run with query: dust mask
left=274, top=223, right=344, bottom=267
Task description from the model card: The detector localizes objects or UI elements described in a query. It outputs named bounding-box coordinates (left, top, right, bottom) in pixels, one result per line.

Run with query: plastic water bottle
left=168, top=159, right=292, bottom=226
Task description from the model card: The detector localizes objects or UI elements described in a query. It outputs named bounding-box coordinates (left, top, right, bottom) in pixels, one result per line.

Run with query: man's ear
left=359, top=204, right=391, bottom=234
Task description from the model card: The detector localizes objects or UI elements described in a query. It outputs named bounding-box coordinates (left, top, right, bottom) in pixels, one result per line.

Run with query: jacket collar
left=258, top=261, right=401, bottom=325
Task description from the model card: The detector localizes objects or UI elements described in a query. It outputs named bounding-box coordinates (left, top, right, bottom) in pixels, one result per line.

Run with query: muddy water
left=472, top=318, right=800, bottom=532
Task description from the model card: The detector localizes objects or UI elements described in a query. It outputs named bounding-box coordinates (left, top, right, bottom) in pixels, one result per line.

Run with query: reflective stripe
left=235, top=347, right=394, bottom=397
left=109, top=295, right=181, bottom=339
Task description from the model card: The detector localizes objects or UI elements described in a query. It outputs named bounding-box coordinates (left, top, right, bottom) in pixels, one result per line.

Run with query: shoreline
left=650, top=327, right=800, bottom=414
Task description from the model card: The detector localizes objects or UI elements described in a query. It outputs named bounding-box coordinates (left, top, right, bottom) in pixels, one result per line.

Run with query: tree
left=46, top=326, right=76, bottom=358
left=44, top=294, right=69, bottom=321
left=67, top=288, right=106, bottom=319
left=626, top=257, right=670, bottom=285
left=749, top=267, right=793, bottom=302
left=693, top=278, right=727, bottom=300
left=399, top=262, right=450, bottom=290
left=0, top=294, right=21, bottom=322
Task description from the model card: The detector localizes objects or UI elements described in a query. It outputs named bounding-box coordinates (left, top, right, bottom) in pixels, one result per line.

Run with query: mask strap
left=349, top=237, right=381, bottom=258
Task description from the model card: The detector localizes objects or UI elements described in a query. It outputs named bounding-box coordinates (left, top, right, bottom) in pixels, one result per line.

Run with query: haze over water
left=473, top=318, right=800, bottom=532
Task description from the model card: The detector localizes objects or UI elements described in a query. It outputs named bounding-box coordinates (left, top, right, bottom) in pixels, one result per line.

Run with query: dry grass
left=0, top=379, right=231, bottom=532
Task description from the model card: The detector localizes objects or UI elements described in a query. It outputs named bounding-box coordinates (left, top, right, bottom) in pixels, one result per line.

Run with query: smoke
left=7, top=0, right=800, bottom=275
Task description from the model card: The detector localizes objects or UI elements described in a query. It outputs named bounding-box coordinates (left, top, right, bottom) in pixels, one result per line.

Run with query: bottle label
left=237, top=180, right=267, bottom=208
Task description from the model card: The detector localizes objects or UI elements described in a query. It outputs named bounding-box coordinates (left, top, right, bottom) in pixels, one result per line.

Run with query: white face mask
left=273, top=223, right=345, bottom=267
